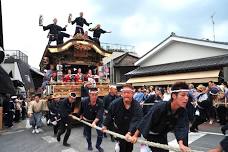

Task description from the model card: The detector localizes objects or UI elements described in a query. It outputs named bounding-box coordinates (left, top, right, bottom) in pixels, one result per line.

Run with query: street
left=0, top=119, right=226, bottom=152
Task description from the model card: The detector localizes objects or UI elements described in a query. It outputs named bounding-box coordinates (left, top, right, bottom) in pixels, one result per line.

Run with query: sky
left=2, top=0, right=228, bottom=68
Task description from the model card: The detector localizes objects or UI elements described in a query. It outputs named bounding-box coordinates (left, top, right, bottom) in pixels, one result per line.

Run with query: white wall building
left=126, top=34, right=228, bottom=86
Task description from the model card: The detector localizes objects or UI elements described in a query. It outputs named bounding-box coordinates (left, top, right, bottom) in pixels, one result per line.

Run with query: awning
left=30, top=67, right=44, bottom=76
left=127, top=70, right=220, bottom=86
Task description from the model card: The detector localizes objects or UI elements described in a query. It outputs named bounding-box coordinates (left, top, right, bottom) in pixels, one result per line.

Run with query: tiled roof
left=126, top=54, right=228, bottom=77
left=113, top=52, right=139, bottom=66
left=137, top=33, right=228, bottom=64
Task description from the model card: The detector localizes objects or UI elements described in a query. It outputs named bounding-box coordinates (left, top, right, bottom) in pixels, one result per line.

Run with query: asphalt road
left=0, top=120, right=226, bottom=152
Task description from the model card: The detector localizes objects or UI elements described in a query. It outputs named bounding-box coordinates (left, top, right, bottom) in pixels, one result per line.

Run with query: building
left=102, top=43, right=139, bottom=84
left=2, top=50, right=43, bottom=94
left=104, top=52, right=139, bottom=84
left=126, top=34, right=228, bottom=86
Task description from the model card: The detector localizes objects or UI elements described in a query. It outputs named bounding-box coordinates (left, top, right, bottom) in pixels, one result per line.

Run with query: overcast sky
left=2, top=0, right=228, bottom=68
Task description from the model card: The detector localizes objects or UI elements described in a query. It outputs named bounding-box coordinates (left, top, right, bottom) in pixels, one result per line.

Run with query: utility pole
left=211, top=12, right=216, bottom=41
left=0, top=0, right=4, bottom=64
left=0, top=0, right=3, bottom=48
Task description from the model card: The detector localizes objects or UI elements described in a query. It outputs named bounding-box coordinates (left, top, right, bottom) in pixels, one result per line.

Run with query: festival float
left=39, top=34, right=112, bottom=98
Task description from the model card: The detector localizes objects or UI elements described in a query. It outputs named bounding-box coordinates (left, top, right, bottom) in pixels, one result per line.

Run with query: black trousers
left=147, top=134, right=168, bottom=152
left=57, top=120, right=72, bottom=143
left=21, top=107, right=27, bottom=120
left=93, top=38, right=100, bottom=46
left=191, top=108, right=207, bottom=130
left=57, top=32, right=70, bottom=45
left=84, top=123, right=103, bottom=147
left=75, top=27, right=84, bottom=35
left=221, top=136, right=228, bottom=152
left=53, top=121, right=60, bottom=135
left=14, top=110, right=20, bottom=122
left=186, top=102, right=195, bottom=122
left=117, top=138, right=133, bottom=152
left=4, top=111, right=14, bottom=127
left=217, top=106, right=227, bottom=125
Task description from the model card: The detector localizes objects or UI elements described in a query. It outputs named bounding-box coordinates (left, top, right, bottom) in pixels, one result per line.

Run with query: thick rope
left=142, top=103, right=155, bottom=106
left=69, top=115, right=203, bottom=152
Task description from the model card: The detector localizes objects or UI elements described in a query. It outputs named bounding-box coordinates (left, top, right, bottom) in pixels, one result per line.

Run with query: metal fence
left=101, top=42, right=135, bottom=53
left=4, top=50, right=28, bottom=63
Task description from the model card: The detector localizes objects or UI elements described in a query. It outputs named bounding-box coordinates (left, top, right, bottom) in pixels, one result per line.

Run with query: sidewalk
left=0, top=119, right=27, bottom=134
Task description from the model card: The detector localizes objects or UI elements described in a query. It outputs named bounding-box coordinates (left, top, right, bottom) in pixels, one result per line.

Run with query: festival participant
left=57, top=93, right=76, bottom=147
left=80, top=88, right=104, bottom=152
left=84, top=69, right=93, bottom=81
left=83, top=31, right=93, bottom=40
left=103, top=85, right=118, bottom=141
left=74, top=68, right=84, bottom=82
left=42, top=18, right=68, bottom=45
left=42, top=56, right=50, bottom=70
left=130, top=82, right=191, bottom=152
left=47, top=94, right=61, bottom=136
left=71, top=12, right=92, bottom=35
left=81, top=81, right=92, bottom=100
left=102, top=84, right=143, bottom=152
left=89, top=24, right=111, bottom=46
left=80, top=81, right=92, bottom=137
left=63, top=69, right=72, bottom=82
left=41, top=64, right=56, bottom=90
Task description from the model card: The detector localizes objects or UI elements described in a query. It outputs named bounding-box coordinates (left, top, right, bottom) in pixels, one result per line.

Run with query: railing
left=4, top=50, right=28, bottom=63
left=101, top=42, right=135, bottom=53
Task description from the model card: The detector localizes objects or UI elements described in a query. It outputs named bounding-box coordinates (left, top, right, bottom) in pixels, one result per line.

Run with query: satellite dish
left=0, top=47, right=5, bottom=64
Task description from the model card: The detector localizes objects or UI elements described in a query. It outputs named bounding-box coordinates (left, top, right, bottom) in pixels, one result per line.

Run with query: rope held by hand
left=69, top=115, right=202, bottom=152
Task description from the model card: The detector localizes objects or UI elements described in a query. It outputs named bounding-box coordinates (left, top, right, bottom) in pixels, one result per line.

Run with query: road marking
left=188, top=132, right=207, bottom=144
left=61, top=148, right=79, bottom=152
left=0, top=129, right=25, bottom=135
left=198, top=131, right=224, bottom=136
left=168, top=132, right=206, bottom=148
left=42, top=136, right=57, bottom=143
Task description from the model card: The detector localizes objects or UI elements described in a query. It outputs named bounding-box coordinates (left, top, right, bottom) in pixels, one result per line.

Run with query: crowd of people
left=40, top=12, right=111, bottom=46
left=3, top=94, right=27, bottom=128
left=2, top=80, right=228, bottom=152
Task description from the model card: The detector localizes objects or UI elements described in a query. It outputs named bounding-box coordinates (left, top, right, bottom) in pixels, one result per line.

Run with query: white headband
left=109, top=85, right=117, bottom=89
left=171, top=89, right=190, bottom=93
left=89, top=91, right=98, bottom=93
left=121, top=88, right=135, bottom=92
left=89, top=88, right=99, bottom=93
